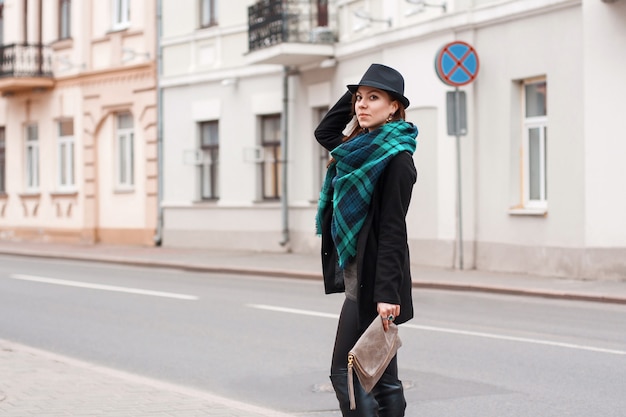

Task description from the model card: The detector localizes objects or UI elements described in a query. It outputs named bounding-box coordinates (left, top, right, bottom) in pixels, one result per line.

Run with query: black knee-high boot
left=330, top=371, right=379, bottom=417
left=371, top=372, right=406, bottom=417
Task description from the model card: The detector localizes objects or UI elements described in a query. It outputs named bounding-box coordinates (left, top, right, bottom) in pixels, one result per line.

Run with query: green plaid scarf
left=315, top=120, right=418, bottom=268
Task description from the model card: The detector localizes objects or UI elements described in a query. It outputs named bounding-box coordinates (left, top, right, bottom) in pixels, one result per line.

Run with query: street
left=1, top=254, right=625, bottom=417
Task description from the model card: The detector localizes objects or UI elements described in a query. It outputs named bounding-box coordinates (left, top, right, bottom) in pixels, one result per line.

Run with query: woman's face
left=354, top=87, right=399, bottom=131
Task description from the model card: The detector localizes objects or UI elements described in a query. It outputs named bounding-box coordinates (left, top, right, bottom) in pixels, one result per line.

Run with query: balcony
left=0, top=44, right=55, bottom=95
left=246, top=0, right=336, bottom=67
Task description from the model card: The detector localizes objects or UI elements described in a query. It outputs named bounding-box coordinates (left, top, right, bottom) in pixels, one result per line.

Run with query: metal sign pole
left=435, top=40, right=478, bottom=271
left=454, top=87, right=464, bottom=270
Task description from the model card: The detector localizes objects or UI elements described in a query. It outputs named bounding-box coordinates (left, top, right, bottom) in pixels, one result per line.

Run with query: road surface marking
left=9, top=274, right=198, bottom=301
left=248, top=304, right=340, bottom=319
left=248, top=304, right=626, bottom=356
left=402, top=323, right=626, bottom=356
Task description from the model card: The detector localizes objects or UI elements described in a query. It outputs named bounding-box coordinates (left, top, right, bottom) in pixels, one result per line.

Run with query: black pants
left=331, top=298, right=406, bottom=416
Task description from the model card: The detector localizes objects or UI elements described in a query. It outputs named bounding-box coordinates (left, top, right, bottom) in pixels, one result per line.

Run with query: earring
left=386, top=114, right=393, bottom=123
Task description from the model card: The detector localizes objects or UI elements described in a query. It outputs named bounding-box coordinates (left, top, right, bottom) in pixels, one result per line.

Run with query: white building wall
left=577, top=0, right=626, bottom=278
left=160, top=0, right=626, bottom=279
left=2, top=0, right=20, bottom=42
left=162, top=0, right=196, bottom=37
left=583, top=0, right=626, bottom=247
left=162, top=66, right=292, bottom=250
left=473, top=2, right=587, bottom=276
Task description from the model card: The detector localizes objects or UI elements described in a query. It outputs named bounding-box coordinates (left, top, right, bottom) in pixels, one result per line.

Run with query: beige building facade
left=0, top=0, right=158, bottom=245
left=160, top=0, right=626, bottom=280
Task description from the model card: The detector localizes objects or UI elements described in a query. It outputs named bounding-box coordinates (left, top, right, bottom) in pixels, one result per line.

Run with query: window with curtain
left=116, top=113, right=134, bottom=188
left=57, top=119, right=75, bottom=190
left=25, top=124, right=39, bottom=191
left=260, top=115, right=282, bottom=200
left=199, top=121, right=219, bottom=200
left=59, top=0, right=71, bottom=39
left=316, top=0, right=328, bottom=26
left=200, top=0, right=218, bottom=27
left=314, top=106, right=329, bottom=198
left=523, top=80, right=548, bottom=208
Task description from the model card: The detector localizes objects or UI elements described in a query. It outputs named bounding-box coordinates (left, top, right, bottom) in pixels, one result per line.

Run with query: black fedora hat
left=347, top=63, right=410, bottom=108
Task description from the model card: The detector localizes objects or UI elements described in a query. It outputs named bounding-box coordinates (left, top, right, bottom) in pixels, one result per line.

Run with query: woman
left=315, top=64, right=418, bottom=417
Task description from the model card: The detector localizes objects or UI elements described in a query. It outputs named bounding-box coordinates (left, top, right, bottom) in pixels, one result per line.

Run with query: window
left=112, top=0, right=130, bottom=30
left=523, top=80, right=547, bottom=208
left=57, top=120, right=75, bottom=190
left=200, top=0, right=218, bottom=27
left=314, top=107, right=329, bottom=196
left=59, top=0, right=71, bottom=39
left=25, top=124, right=39, bottom=191
left=199, top=121, right=219, bottom=200
left=260, top=115, right=282, bottom=200
left=0, top=127, right=5, bottom=194
left=317, top=0, right=328, bottom=26
left=115, top=113, right=134, bottom=188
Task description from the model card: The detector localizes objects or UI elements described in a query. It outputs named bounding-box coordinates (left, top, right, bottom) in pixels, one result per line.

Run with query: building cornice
left=161, top=24, right=248, bottom=47
left=159, top=64, right=282, bottom=89
left=54, top=62, right=156, bottom=89
left=335, top=0, right=581, bottom=60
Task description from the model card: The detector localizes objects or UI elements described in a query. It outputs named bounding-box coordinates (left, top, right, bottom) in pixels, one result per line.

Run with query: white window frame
left=57, top=120, right=75, bottom=191
left=260, top=114, right=282, bottom=201
left=112, top=0, right=130, bottom=30
left=198, top=120, right=219, bottom=200
left=200, top=0, right=218, bottom=27
left=115, top=113, right=134, bottom=190
left=25, top=124, right=40, bottom=192
left=522, top=80, right=547, bottom=210
left=314, top=106, right=329, bottom=200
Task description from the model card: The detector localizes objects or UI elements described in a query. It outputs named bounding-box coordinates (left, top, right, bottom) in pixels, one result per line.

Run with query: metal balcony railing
left=248, top=0, right=336, bottom=52
left=0, top=43, right=53, bottom=78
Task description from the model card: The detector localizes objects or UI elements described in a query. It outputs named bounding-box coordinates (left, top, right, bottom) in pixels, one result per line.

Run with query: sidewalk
left=0, top=339, right=297, bottom=417
left=0, top=240, right=625, bottom=304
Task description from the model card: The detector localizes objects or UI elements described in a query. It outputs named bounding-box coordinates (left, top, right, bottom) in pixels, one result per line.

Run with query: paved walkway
left=1, top=240, right=625, bottom=416
left=0, top=339, right=296, bottom=417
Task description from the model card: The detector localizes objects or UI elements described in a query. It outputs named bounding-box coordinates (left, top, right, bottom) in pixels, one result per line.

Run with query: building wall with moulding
left=160, top=0, right=626, bottom=279
left=0, top=0, right=157, bottom=245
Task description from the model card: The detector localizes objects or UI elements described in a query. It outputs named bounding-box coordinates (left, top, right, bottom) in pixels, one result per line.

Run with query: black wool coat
left=315, top=92, right=417, bottom=331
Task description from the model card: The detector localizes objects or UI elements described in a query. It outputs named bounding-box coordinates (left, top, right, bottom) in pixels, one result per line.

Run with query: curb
left=2, top=249, right=626, bottom=305
left=413, top=282, right=626, bottom=305
left=0, top=249, right=321, bottom=279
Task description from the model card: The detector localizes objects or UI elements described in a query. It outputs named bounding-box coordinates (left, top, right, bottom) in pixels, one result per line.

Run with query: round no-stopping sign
left=435, top=41, right=479, bottom=87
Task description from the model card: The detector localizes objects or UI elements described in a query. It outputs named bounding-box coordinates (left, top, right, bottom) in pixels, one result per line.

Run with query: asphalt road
left=1, top=254, right=625, bottom=417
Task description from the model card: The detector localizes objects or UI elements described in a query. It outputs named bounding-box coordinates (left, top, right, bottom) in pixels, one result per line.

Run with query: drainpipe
left=279, top=66, right=290, bottom=248
left=154, top=0, right=164, bottom=246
